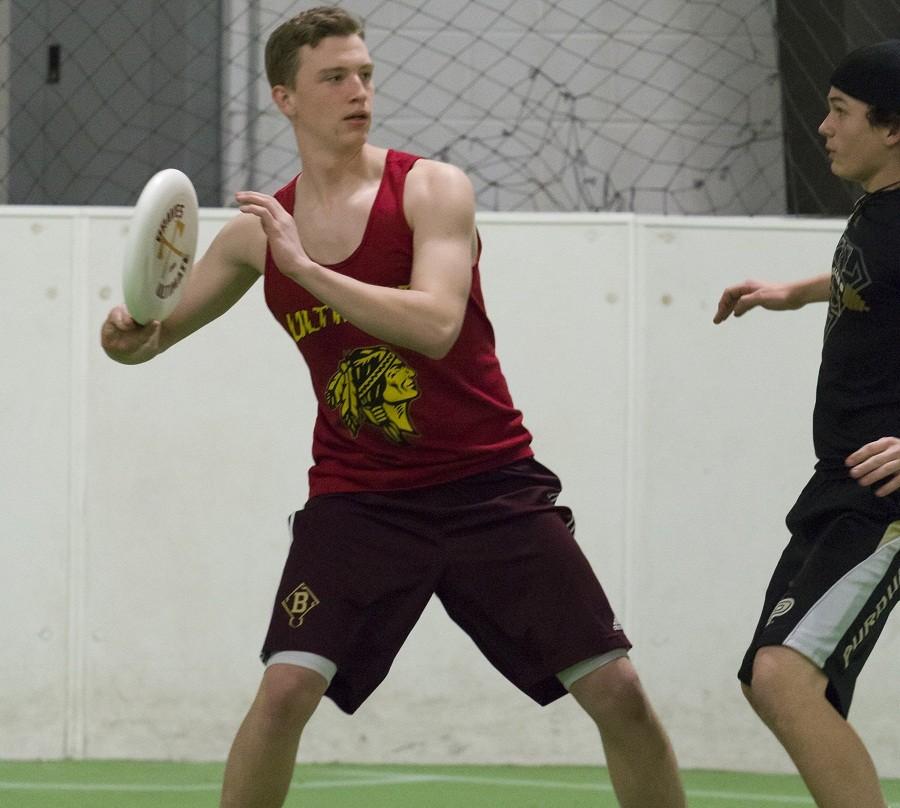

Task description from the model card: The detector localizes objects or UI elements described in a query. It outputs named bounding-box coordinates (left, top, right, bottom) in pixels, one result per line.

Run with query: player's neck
left=860, top=160, right=900, bottom=194
left=296, top=142, right=384, bottom=202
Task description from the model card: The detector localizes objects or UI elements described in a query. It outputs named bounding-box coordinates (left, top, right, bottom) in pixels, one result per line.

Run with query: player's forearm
left=788, top=273, right=832, bottom=307
left=352, top=293, right=463, bottom=359
left=159, top=264, right=260, bottom=352
left=286, top=261, right=467, bottom=359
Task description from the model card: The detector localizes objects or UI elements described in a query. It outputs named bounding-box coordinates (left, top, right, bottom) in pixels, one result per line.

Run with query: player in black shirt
left=714, top=40, right=900, bottom=808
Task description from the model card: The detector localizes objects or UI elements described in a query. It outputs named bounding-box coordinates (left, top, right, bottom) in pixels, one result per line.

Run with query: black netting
left=1, top=1, right=897, bottom=213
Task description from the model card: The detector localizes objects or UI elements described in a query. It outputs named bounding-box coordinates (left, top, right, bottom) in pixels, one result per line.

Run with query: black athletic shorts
left=738, top=471, right=900, bottom=716
left=261, top=458, right=630, bottom=714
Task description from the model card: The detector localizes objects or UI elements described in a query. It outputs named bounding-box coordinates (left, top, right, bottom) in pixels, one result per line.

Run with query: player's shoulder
left=408, top=155, right=472, bottom=185
left=405, top=156, right=475, bottom=209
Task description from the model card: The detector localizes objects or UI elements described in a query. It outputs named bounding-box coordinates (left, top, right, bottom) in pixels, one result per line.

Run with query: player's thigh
left=438, top=501, right=628, bottom=698
left=262, top=494, right=440, bottom=666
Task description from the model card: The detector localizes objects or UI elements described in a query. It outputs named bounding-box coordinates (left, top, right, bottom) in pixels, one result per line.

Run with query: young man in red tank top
left=100, top=7, right=684, bottom=807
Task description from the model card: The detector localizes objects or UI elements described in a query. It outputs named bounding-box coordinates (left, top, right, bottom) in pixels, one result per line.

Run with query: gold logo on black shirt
left=840, top=283, right=869, bottom=312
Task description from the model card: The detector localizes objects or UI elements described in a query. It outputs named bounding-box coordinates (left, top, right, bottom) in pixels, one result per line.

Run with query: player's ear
left=271, top=84, right=296, bottom=117
left=878, top=110, right=900, bottom=145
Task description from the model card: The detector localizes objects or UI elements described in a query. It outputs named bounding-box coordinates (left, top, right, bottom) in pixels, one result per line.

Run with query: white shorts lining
left=557, top=648, right=628, bottom=690
left=266, top=650, right=337, bottom=685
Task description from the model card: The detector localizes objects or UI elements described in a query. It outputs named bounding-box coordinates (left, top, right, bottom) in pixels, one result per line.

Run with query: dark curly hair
left=867, top=105, right=900, bottom=134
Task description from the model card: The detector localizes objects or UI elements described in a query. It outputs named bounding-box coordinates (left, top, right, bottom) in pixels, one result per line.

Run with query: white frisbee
left=123, top=168, right=199, bottom=324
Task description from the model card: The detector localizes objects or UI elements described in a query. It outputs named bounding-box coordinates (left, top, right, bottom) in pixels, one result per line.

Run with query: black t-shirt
left=814, top=187, right=900, bottom=472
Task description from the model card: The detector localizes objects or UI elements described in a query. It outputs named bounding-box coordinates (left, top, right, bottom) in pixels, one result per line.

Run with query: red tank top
left=264, top=149, right=533, bottom=496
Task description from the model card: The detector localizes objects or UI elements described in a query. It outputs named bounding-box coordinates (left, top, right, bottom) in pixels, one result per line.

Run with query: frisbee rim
left=122, top=168, right=199, bottom=325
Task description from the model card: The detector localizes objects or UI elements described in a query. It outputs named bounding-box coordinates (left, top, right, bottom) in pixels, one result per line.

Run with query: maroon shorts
left=261, top=458, right=630, bottom=714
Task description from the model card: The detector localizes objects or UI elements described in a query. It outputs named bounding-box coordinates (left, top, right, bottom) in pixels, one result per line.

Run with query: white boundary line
left=0, top=782, right=219, bottom=793
left=0, top=770, right=827, bottom=804
left=1, top=767, right=896, bottom=806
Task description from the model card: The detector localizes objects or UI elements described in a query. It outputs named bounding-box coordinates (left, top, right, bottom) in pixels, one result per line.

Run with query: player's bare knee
left=741, top=679, right=775, bottom=727
left=748, top=647, right=827, bottom=722
left=749, top=649, right=789, bottom=695
left=257, top=664, right=328, bottom=726
left=572, top=659, right=651, bottom=728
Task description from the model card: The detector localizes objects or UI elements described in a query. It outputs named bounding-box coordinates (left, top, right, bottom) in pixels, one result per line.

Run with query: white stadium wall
left=1, top=207, right=897, bottom=776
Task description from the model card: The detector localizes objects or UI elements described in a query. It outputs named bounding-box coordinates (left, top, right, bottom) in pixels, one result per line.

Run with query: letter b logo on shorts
left=281, top=582, right=320, bottom=628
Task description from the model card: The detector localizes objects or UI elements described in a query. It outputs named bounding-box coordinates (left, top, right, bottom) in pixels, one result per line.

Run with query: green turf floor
left=0, top=760, right=898, bottom=807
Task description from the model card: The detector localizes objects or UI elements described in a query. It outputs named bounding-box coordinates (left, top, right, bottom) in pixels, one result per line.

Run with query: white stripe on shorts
left=785, top=531, right=900, bottom=667
left=557, top=648, right=628, bottom=690
left=266, top=651, right=338, bottom=685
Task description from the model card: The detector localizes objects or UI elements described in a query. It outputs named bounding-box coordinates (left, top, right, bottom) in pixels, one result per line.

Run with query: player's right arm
left=712, top=273, right=831, bottom=324
left=101, top=213, right=266, bottom=364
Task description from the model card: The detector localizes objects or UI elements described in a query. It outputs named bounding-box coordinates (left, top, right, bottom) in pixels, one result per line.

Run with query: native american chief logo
left=325, top=345, right=420, bottom=444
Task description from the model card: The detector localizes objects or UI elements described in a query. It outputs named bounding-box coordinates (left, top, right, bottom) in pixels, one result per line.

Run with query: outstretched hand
left=713, top=280, right=802, bottom=324
left=235, top=191, right=314, bottom=283
left=846, top=437, right=900, bottom=497
left=100, top=305, right=163, bottom=365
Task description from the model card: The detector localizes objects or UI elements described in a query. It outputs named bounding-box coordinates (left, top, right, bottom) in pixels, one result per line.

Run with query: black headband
left=830, top=39, right=900, bottom=112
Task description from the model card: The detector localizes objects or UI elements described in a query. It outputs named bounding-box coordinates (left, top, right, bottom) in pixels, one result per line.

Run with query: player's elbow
left=423, top=346, right=452, bottom=360
left=419, top=337, right=455, bottom=360
left=419, top=321, right=462, bottom=360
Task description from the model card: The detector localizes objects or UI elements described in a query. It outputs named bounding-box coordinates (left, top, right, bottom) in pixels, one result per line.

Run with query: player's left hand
left=846, top=437, right=900, bottom=496
left=235, top=190, right=315, bottom=282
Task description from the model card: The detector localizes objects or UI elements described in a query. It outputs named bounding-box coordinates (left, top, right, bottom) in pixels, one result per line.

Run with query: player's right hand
left=713, top=280, right=800, bottom=324
left=100, top=305, right=163, bottom=365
